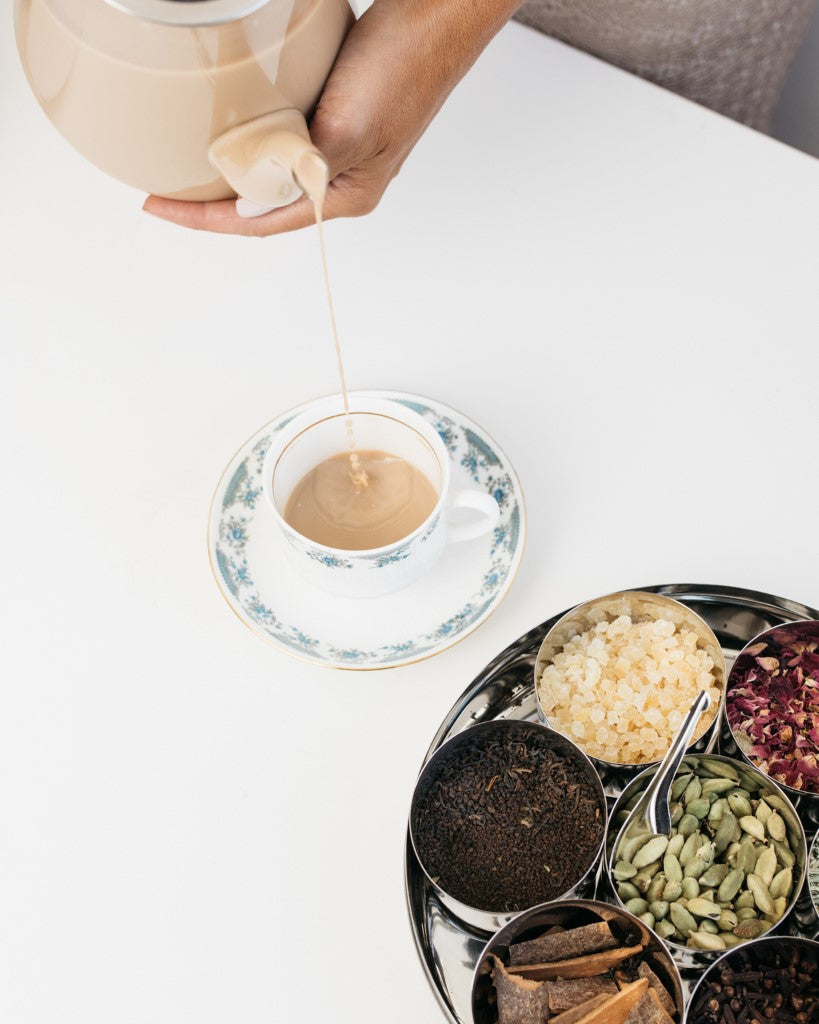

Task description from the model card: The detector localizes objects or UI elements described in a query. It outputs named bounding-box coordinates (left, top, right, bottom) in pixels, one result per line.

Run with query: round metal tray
left=404, top=583, right=819, bottom=1024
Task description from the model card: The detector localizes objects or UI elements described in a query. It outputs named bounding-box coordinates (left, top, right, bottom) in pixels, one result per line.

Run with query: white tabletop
left=2, top=13, right=818, bottom=1023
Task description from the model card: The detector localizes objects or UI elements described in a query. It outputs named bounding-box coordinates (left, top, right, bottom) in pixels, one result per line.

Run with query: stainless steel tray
left=404, top=583, right=819, bottom=1024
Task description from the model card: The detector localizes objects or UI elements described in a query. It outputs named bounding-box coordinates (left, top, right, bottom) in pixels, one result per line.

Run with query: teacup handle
left=447, top=489, right=500, bottom=544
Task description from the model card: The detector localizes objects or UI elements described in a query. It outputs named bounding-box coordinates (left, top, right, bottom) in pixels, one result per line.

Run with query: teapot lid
left=103, top=0, right=272, bottom=26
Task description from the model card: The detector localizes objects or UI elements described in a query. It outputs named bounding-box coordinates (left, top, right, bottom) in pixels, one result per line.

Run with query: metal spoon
left=618, top=689, right=712, bottom=841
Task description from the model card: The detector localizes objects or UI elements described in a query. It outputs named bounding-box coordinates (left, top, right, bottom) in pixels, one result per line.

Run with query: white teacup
left=262, top=395, right=500, bottom=598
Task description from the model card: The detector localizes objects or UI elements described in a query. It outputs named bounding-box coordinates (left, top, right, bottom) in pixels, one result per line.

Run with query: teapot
left=14, top=0, right=354, bottom=210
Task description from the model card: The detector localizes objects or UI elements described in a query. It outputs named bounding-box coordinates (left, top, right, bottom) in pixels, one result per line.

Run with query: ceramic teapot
left=14, top=0, right=354, bottom=209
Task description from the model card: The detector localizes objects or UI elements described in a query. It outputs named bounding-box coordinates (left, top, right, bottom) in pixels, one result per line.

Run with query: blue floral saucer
left=207, top=391, right=526, bottom=670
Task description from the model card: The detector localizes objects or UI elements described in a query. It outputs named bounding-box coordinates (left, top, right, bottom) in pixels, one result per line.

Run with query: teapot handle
left=208, top=109, right=327, bottom=216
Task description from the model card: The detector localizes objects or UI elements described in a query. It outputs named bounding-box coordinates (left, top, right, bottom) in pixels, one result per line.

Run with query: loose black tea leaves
left=414, top=731, right=604, bottom=911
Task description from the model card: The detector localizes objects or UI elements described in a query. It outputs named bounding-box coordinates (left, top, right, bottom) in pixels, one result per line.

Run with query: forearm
left=322, top=0, right=525, bottom=155
left=361, top=0, right=526, bottom=127
left=396, top=0, right=528, bottom=63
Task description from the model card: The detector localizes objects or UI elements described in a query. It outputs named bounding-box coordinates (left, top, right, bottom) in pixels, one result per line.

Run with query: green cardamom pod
left=754, top=846, right=777, bottom=888
left=686, top=799, right=711, bottom=820
left=669, top=903, right=697, bottom=936
left=680, top=831, right=703, bottom=866
left=700, top=863, right=731, bottom=888
left=683, top=856, right=708, bottom=880
left=656, top=919, right=676, bottom=940
left=713, top=811, right=739, bottom=856
left=769, top=866, right=793, bottom=900
left=663, top=853, right=683, bottom=883
left=618, top=882, right=641, bottom=901
left=727, top=792, right=752, bottom=818
left=677, top=813, right=700, bottom=838
left=632, top=835, right=670, bottom=869
left=701, top=778, right=737, bottom=796
left=686, top=898, right=721, bottom=919
left=613, top=860, right=637, bottom=881
left=671, top=773, right=694, bottom=801
left=766, top=811, right=786, bottom=842
left=625, top=897, right=649, bottom=915
left=680, top=877, right=701, bottom=900
left=683, top=778, right=703, bottom=805
left=689, top=930, right=726, bottom=950
left=699, top=760, right=740, bottom=782
left=739, top=815, right=766, bottom=841
left=773, top=841, right=795, bottom=869
left=717, top=868, right=745, bottom=903
left=746, top=873, right=775, bottom=915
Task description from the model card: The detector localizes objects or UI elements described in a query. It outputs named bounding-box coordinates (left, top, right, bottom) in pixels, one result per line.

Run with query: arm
left=143, top=0, right=523, bottom=236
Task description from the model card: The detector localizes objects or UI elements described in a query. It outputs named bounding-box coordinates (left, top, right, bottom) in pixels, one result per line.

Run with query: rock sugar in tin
left=536, top=592, right=724, bottom=767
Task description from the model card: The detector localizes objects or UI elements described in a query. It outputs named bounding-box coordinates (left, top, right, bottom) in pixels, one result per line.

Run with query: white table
left=2, top=13, right=818, bottom=1023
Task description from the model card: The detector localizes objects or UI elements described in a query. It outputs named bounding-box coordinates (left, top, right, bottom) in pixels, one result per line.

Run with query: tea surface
left=283, top=449, right=438, bottom=550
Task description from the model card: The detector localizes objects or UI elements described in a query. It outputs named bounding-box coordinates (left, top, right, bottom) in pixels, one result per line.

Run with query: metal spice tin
left=534, top=590, right=726, bottom=798
left=409, top=719, right=608, bottom=933
left=405, top=584, right=819, bottom=1024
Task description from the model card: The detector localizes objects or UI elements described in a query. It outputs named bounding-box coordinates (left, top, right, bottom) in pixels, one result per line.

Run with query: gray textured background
left=773, top=5, right=819, bottom=157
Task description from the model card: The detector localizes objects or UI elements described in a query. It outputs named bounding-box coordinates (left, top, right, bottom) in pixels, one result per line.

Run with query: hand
left=143, top=0, right=521, bottom=236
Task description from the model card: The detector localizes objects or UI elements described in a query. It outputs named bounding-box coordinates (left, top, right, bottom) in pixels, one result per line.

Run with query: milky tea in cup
left=262, top=397, right=500, bottom=599
left=284, top=449, right=438, bottom=550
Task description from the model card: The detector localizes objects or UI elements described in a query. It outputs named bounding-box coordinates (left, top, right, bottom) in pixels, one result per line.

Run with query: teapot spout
left=208, top=109, right=328, bottom=215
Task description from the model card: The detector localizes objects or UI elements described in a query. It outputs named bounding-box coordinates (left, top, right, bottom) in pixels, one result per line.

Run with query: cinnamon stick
left=546, top=976, right=619, bottom=1013
left=489, top=954, right=551, bottom=1024
left=509, top=923, right=617, bottom=966
left=623, top=989, right=675, bottom=1024
left=551, top=993, right=613, bottom=1024
left=509, top=945, right=644, bottom=981
left=573, top=980, right=648, bottom=1024
left=635, top=963, right=676, bottom=1018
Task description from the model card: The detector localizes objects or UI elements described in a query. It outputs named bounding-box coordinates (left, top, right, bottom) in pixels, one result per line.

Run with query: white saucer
left=208, top=391, right=526, bottom=670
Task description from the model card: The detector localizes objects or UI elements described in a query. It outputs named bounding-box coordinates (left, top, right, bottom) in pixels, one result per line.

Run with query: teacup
left=262, top=395, right=500, bottom=598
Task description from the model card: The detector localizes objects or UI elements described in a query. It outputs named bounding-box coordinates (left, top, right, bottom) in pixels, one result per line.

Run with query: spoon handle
left=626, top=689, right=712, bottom=839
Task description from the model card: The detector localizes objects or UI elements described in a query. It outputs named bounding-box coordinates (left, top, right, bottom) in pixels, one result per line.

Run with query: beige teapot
left=14, top=0, right=354, bottom=209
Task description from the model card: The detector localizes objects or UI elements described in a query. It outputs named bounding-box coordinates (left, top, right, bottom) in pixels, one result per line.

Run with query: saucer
left=207, top=391, right=526, bottom=670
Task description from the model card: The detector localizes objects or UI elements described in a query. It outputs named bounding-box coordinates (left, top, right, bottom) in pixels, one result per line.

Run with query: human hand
left=143, top=0, right=522, bottom=236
